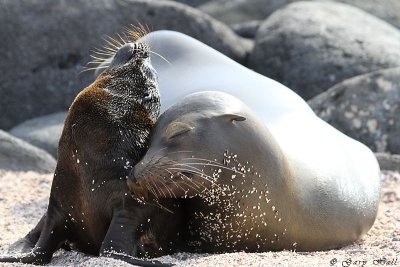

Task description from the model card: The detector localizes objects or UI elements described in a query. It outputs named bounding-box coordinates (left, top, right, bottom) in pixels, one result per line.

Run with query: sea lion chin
left=128, top=91, right=380, bottom=253
left=0, top=34, right=178, bottom=267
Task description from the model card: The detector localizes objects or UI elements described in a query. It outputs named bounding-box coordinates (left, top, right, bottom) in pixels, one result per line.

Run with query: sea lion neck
left=65, top=75, right=155, bottom=166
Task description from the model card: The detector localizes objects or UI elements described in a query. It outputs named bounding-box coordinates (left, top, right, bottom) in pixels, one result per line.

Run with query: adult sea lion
left=0, top=37, right=181, bottom=266
left=129, top=91, right=381, bottom=252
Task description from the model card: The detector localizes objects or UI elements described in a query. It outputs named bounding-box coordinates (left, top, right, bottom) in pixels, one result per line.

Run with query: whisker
left=167, top=167, right=218, bottom=187
left=92, top=50, right=115, bottom=57
left=149, top=50, right=171, bottom=65
left=166, top=171, right=202, bottom=195
left=150, top=178, right=166, bottom=198
left=179, top=158, right=246, bottom=175
left=157, top=174, right=176, bottom=198
left=116, top=32, right=127, bottom=45
left=80, top=66, right=109, bottom=74
left=145, top=183, right=159, bottom=200
left=103, top=36, right=121, bottom=50
left=162, top=168, right=188, bottom=194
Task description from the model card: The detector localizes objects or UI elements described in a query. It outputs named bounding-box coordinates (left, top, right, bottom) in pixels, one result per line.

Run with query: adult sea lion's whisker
left=150, top=178, right=166, bottom=198
left=167, top=167, right=218, bottom=187
left=161, top=167, right=188, bottom=194
left=179, top=159, right=246, bottom=175
left=176, top=172, right=202, bottom=190
left=157, top=175, right=176, bottom=198
left=143, top=169, right=165, bottom=198
left=145, top=184, right=158, bottom=199
left=165, top=171, right=202, bottom=195
left=168, top=163, right=220, bottom=183
left=179, top=172, right=209, bottom=192
left=152, top=199, right=174, bottom=214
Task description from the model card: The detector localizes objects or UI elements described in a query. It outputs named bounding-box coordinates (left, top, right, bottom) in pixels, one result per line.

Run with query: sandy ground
left=0, top=170, right=398, bottom=267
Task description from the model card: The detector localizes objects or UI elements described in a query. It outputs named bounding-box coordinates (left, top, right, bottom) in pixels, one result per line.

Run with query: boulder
left=309, top=67, right=400, bottom=154
left=10, top=112, right=67, bottom=158
left=248, top=1, right=400, bottom=99
left=199, top=0, right=400, bottom=31
left=173, top=0, right=211, bottom=7
left=376, top=153, right=400, bottom=173
left=231, top=20, right=262, bottom=39
left=0, top=0, right=249, bottom=130
left=0, top=130, right=56, bottom=173
left=199, top=0, right=291, bottom=25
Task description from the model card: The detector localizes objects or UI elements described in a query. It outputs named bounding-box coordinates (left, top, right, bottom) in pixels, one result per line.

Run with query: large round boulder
left=199, top=0, right=400, bottom=30
left=0, top=130, right=56, bottom=173
left=309, top=67, right=400, bottom=154
left=10, top=112, right=67, bottom=158
left=248, top=1, right=400, bottom=99
left=0, top=0, right=248, bottom=130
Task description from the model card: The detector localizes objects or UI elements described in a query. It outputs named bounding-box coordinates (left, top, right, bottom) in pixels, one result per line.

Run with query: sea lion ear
left=165, top=121, right=194, bottom=140
left=219, top=114, right=246, bottom=122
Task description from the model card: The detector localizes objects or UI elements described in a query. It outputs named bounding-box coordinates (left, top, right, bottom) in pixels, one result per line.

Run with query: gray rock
left=173, top=0, right=212, bottom=7
left=0, top=0, right=249, bottom=130
left=339, top=0, right=400, bottom=30
left=376, top=153, right=400, bottom=173
left=199, top=0, right=291, bottom=25
left=248, top=1, right=400, bottom=99
left=10, top=112, right=67, bottom=158
left=0, top=130, right=56, bottom=173
left=200, top=0, right=400, bottom=30
left=231, top=20, right=262, bottom=39
left=308, top=67, right=400, bottom=154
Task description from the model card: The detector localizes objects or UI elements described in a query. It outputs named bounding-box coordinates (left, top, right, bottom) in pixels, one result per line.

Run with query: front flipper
left=99, top=199, right=171, bottom=267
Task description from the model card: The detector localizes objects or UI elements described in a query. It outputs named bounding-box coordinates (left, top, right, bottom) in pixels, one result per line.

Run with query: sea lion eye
left=166, top=122, right=193, bottom=140
left=142, top=92, right=152, bottom=104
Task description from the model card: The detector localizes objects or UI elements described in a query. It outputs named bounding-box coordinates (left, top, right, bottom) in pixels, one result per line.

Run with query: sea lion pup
left=0, top=32, right=181, bottom=266
left=128, top=91, right=380, bottom=253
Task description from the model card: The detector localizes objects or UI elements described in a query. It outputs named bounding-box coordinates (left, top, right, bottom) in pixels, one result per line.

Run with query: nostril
left=127, top=169, right=137, bottom=184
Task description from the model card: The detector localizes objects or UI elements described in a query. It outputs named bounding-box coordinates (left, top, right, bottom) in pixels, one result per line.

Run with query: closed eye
left=168, top=128, right=191, bottom=140
left=142, top=92, right=152, bottom=104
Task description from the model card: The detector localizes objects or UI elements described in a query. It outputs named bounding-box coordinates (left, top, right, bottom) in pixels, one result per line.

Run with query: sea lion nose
left=126, top=168, right=149, bottom=199
left=127, top=173, right=140, bottom=189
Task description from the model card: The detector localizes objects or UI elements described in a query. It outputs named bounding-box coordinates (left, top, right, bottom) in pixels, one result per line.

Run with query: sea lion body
left=129, top=90, right=380, bottom=252
left=135, top=31, right=380, bottom=251
left=1, top=41, right=180, bottom=266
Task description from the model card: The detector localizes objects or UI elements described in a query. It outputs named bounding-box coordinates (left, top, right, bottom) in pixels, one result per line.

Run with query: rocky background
left=0, top=0, right=399, bottom=266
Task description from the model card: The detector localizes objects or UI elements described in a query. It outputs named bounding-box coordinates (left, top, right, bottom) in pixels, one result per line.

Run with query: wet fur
left=0, top=32, right=180, bottom=267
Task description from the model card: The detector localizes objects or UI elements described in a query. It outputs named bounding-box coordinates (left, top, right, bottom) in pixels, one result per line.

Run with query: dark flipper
left=99, top=198, right=171, bottom=266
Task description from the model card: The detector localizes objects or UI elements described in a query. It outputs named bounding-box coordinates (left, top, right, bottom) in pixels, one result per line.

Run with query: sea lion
left=128, top=91, right=381, bottom=252
left=0, top=37, right=181, bottom=266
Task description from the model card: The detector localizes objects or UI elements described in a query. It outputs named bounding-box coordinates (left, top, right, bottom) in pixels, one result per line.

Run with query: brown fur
left=0, top=36, right=180, bottom=267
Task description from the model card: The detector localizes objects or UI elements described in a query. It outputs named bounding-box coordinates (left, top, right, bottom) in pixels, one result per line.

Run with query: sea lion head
left=96, top=41, right=160, bottom=121
left=127, top=91, right=247, bottom=200
left=65, top=33, right=161, bottom=169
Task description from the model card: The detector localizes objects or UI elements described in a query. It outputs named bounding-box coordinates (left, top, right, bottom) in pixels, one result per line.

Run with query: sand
left=0, top=169, right=399, bottom=267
